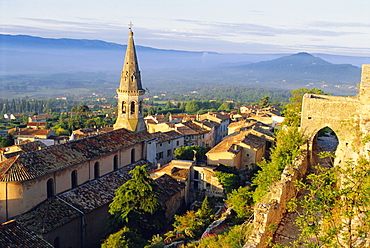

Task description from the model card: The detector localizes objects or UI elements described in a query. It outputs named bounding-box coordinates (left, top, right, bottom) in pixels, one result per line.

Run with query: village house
left=0, top=140, right=47, bottom=162
left=197, top=112, right=230, bottom=143
left=206, top=127, right=274, bottom=170
left=151, top=130, right=184, bottom=166
left=26, top=121, right=47, bottom=129
left=144, top=116, right=217, bottom=148
left=28, top=114, right=52, bottom=123
left=12, top=128, right=57, bottom=146
left=151, top=159, right=225, bottom=204
left=3, top=113, right=21, bottom=120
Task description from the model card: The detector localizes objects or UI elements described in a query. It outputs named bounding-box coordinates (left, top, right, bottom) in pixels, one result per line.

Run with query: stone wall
left=243, top=152, right=308, bottom=248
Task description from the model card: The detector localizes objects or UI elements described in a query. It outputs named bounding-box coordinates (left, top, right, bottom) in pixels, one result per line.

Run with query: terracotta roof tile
left=151, top=130, right=183, bottom=143
left=174, top=125, right=198, bottom=136
left=154, top=174, right=185, bottom=203
left=241, top=133, right=266, bottom=149
left=181, top=121, right=208, bottom=134
left=17, top=140, right=47, bottom=152
left=16, top=197, right=81, bottom=234
left=16, top=160, right=154, bottom=234
left=0, top=220, right=53, bottom=247
left=15, top=129, right=51, bottom=136
left=0, top=129, right=156, bottom=182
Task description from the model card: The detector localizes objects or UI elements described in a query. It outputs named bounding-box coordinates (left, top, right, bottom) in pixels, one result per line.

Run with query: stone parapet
left=243, top=152, right=308, bottom=248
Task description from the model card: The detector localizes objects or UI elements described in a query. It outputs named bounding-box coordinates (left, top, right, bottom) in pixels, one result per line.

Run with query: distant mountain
left=196, top=53, right=361, bottom=92
left=0, top=34, right=366, bottom=96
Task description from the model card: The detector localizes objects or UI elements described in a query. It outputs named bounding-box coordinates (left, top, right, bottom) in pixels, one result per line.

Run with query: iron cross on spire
left=128, top=21, right=134, bottom=30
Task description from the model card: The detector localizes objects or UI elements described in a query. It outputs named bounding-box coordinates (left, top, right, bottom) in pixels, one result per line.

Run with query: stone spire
left=113, top=24, right=147, bottom=133
left=118, top=28, right=145, bottom=93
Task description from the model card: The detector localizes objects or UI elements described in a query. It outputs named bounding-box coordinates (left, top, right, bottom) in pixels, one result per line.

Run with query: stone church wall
left=243, top=152, right=308, bottom=248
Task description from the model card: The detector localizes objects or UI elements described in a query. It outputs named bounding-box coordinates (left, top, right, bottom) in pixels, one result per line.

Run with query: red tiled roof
left=242, top=133, right=266, bottom=149
left=175, top=125, right=198, bottom=136
left=14, top=129, right=51, bottom=136
left=16, top=160, right=154, bottom=234
left=151, top=130, right=183, bottom=143
left=182, top=121, right=208, bottom=134
left=0, top=129, right=156, bottom=182
left=0, top=220, right=53, bottom=247
left=27, top=122, right=47, bottom=126
left=154, top=174, right=185, bottom=203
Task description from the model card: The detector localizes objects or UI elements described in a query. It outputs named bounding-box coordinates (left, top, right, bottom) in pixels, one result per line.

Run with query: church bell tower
left=113, top=24, right=146, bottom=133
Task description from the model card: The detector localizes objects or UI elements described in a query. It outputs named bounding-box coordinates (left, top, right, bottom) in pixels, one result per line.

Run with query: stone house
left=152, top=160, right=225, bottom=203
left=0, top=140, right=47, bottom=162
left=197, top=112, right=230, bottom=143
left=12, top=128, right=56, bottom=146
left=151, top=160, right=192, bottom=206
left=151, top=130, right=184, bottom=166
left=28, top=114, right=52, bottom=123
left=191, top=165, right=225, bottom=200
left=26, top=122, right=47, bottom=129
left=154, top=174, right=187, bottom=220
left=206, top=128, right=274, bottom=169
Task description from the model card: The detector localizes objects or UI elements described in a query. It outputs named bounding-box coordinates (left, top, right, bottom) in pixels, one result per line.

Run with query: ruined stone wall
left=300, top=65, right=370, bottom=165
left=243, top=152, right=308, bottom=248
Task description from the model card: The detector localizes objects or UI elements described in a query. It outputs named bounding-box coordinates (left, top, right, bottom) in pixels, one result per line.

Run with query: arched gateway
left=301, top=64, right=370, bottom=166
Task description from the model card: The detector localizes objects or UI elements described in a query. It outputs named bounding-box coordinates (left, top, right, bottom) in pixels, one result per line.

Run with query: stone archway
left=311, top=126, right=339, bottom=168
left=300, top=93, right=360, bottom=168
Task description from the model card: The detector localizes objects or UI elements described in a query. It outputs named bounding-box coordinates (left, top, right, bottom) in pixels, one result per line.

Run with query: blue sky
left=1, top=0, right=369, bottom=55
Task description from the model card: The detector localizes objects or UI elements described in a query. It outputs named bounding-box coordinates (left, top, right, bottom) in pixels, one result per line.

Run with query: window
left=176, top=140, right=180, bottom=146
left=94, top=162, right=100, bottom=179
left=156, top=152, right=164, bottom=160
left=130, top=101, right=135, bottom=114
left=121, top=101, right=126, bottom=113
left=54, top=237, right=60, bottom=248
left=193, top=181, right=199, bottom=190
left=113, top=155, right=118, bottom=170
left=194, top=170, right=199, bottom=180
left=167, top=149, right=172, bottom=157
left=131, top=148, right=135, bottom=163
left=71, top=170, right=78, bottom=188
left=47, top=178, right=54, bottom=198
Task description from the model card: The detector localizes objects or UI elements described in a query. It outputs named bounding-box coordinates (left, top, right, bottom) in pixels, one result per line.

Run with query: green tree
left=165, top=100, right=173, bottom=109
left=173, top=145, right=209, bottom=161
left=215, top=171, right=240, bottom=194
left=108, top=165, right=166, bottom=235
left=185, top=100, right=200, bottom=113
left=284, top=158, right=370, bottom=248
left=0, top=135, right=13, bottom=148
left=252, top=127, right=305, bottom=202
left=259, top=95, right=271, bottom=108
left=282, top=88, right=324, bottom=127
left=102, top=226, right=146, bottom=248
left=226, top=186, right=253, bottom=219
left=218, top=102, right=231, bottom=112
left=197, top=196, right=213, bottom=220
